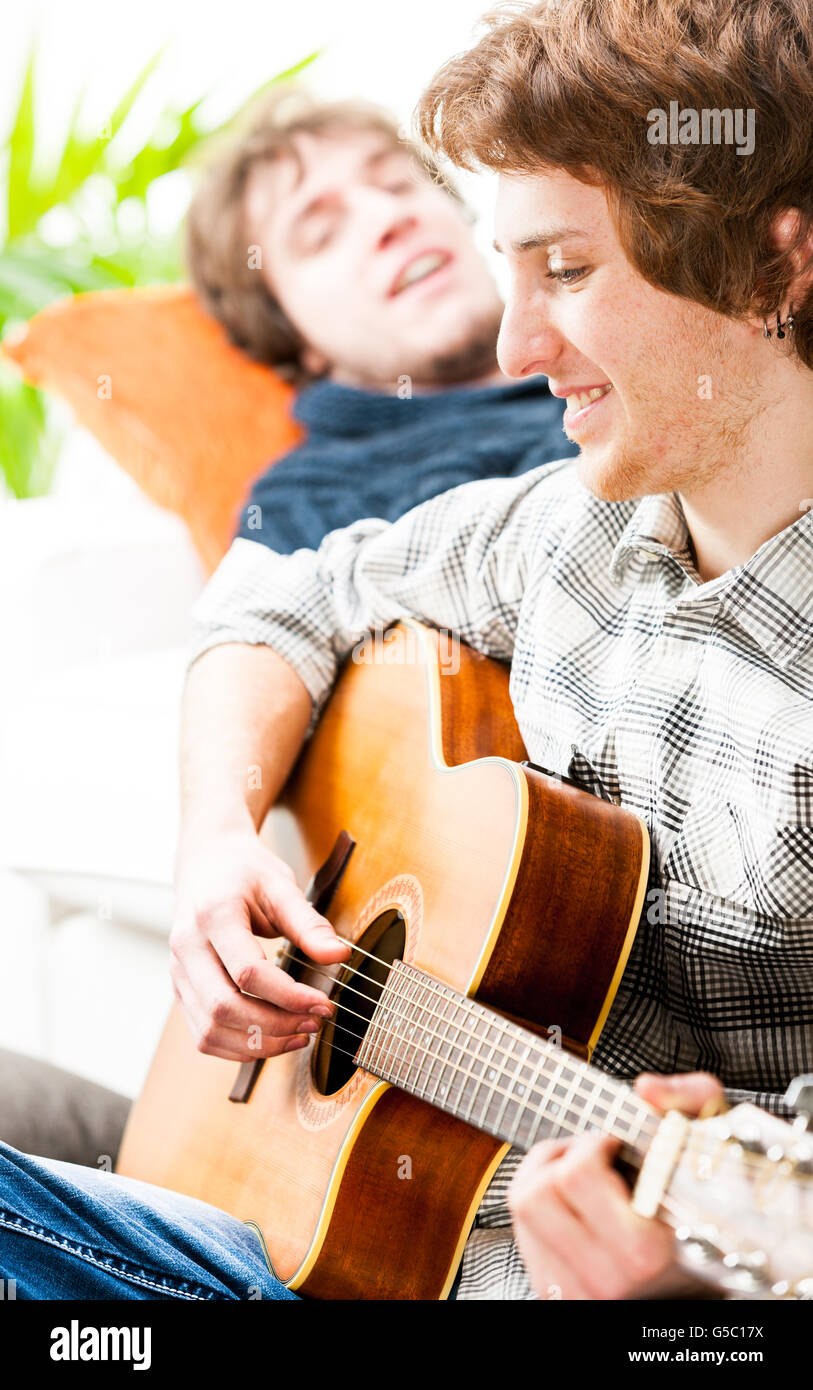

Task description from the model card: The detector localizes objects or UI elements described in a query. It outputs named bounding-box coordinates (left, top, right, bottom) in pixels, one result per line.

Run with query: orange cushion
left=1, top=285, right=304, bottom=572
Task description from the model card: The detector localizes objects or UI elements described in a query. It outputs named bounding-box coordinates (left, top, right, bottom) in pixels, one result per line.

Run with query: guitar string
left=275, top=944, right=811, bottom=1181
left=285, top=1009, right=740, bottom=1228
left=300, top=1015, right=810, bottom=1196
left=302, top=1024, right=654, bottom=1163
left=279, top=938, right=646, bottom=1121
left=314, top=999, right=807, bottom=1181
left=276, top=944, right=656, bottom=1142
left=257, top=948, right=802, bottom=1253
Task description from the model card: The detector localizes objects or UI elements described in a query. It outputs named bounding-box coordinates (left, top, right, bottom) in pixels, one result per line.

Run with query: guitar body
left=117, top=622, right=649, bottom=1299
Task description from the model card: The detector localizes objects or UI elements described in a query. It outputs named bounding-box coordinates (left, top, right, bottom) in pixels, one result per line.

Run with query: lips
left=388, top=249, right=453, bottom=297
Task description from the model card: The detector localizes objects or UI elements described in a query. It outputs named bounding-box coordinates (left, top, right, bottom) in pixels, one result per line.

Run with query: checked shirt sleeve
left=187, top=461, right=573, bottom=733
left=722, top=1086, right=795, bottom=1119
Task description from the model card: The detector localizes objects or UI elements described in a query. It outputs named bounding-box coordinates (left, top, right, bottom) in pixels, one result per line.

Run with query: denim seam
left=0, top=1212, right=216, bottom=1300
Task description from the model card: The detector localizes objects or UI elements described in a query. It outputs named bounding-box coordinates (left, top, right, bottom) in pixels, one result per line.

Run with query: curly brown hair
left=414, top=0, right=813, bottom=369
left=185, top=88, right=465, bottom=386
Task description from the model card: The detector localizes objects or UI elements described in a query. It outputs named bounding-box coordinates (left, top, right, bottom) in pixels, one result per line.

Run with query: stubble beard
left=412, top=303, right=505, bottom=386
left=576, top=330, right=770, bottom=504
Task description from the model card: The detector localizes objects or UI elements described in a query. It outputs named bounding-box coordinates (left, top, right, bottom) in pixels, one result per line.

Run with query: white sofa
left=0, top=428, right=207, bottom=1097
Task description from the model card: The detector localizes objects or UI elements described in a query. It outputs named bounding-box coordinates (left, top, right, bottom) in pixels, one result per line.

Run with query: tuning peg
left=675, top=1223, right=723, bottom=1267
left=722, top=1249, right=769, bottom=1294
left=783, top=1075, right=813, bottom=1128
left=772, top=1277, right=813, bottom=1300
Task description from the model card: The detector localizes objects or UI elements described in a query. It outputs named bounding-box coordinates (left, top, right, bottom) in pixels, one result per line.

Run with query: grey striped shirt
left=187, top=457, right=813, bottom=1300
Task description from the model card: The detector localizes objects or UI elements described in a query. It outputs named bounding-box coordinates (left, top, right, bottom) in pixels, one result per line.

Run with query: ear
left=771, top=207, right=813, bottom=300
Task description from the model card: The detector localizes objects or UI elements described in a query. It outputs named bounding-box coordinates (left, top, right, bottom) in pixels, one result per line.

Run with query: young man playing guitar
left=1, top=0, right=811, bottom=1300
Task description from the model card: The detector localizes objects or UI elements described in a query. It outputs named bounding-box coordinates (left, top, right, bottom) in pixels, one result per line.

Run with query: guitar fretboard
left=354, top=959, right=659, bottom=1164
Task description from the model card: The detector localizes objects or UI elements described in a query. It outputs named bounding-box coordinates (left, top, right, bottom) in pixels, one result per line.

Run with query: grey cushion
left=0, top=1048, right=131, bottom=1167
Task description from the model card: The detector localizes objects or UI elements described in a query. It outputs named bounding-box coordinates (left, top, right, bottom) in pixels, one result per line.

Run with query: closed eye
left=302, top=217, right=338, bottom=252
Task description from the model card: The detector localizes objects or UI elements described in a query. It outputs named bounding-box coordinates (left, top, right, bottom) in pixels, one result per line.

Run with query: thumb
left=264, top=874, right=350, bottom=964
left=634, top=1070, right=725, bottom=1117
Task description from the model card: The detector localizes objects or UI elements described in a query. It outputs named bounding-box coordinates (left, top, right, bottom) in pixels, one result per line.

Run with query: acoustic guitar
left=117, top=621, right=813, bottom=1300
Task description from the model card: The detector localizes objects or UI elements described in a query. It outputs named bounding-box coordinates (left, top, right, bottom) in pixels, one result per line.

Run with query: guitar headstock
left=634, top=1089, right=813, bottom=1298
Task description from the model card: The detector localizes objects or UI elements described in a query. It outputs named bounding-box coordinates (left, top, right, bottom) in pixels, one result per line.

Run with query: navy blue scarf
left=236, top=375, right=577, bottom=553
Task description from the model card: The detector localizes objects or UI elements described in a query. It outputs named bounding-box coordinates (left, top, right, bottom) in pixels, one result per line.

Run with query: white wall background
left=0, top=0, right=504, bottom=280
left=0, top=1, right=509, bottom=1096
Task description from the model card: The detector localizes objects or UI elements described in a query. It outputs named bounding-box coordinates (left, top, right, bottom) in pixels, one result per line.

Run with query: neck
left=679, top=360, right=813, bottom=582
left=408, top=366, right=511, bottom=395
left=356, top=959, right=660, bottom=1171
left=325, top=364, right=512, bottom=396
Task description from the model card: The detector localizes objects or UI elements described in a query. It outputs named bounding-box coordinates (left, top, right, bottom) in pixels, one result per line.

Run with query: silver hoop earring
left=765, top=304, right=796, bottom=340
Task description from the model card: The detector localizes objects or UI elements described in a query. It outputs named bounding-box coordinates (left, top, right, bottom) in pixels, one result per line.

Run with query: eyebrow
left=289, top=144, right=408, bottom=241
left=492, top=225, right=588, bottom=255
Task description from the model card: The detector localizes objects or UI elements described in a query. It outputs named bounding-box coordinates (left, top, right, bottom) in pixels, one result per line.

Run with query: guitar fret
left=408, top=978, right=431, bottom=1087
left=474, top=1021, right=507, bottom=1132
left=574, top=1073, right=602, bottom=1134
left=506, top=1037, right=533, bottom=1144
left=489, top=1028, right=520, bottom=1137
left=374, top=972, right=403, bottom=1081
left=511, top=1045, right=550, bottom=1149
left=623, top=1101, right=650, bottom=1152
left=449, top=1004, right=472, bottom=1114
left=525, top=1055, right=567, bottom=1147
left=601, top=1085, right=627, bottom=1136
left=429, top=991, right=463, bottom=1107
left=413, top=981, right=444, bottom=1103
left=379, top=968, right=414, bottom=1079
left=464, top=1016, right=500, bottom=1127
left=391, top=972, right=424, bottom=1090
left=557, top=1062, right=584, bottom=1137
left=366, top=994, right=389, bottom=1076
left=403, top=977, right=444, bottom=1101
left=450, top=991, right=476, bottom=1108
left=409, top=978, right=434, bottom=1094
left=491, top=1034, right=528, bottom=1139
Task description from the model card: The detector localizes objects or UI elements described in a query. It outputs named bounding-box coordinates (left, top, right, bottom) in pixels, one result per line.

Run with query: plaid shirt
left=188, top=457, right=813, bottom=1300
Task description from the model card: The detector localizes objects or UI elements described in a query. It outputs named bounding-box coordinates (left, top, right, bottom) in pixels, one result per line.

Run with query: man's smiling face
left=494, top=168, right=769, bottom=502
left=243, top=126, right=505, bottom=388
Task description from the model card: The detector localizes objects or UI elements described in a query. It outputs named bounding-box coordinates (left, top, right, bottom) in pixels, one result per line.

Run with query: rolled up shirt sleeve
left=186, top=459, right=576, bottom=733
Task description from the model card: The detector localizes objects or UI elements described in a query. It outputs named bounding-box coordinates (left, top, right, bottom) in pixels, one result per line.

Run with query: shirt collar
left=609, top=491, right=695, bottom=579
left=610, top=492, right=813, bottom=669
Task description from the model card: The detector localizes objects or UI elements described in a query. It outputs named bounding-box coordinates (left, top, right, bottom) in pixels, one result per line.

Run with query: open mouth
left=563, top=383, right=613, bottom=430
left=389, top=251, right=453, bottom=297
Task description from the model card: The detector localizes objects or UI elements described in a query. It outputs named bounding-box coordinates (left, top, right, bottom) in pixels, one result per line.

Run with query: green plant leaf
left=0, top=245, right=126, bottom=324
left=0, top=41, right=319, bottom=496
left=49, top=47, right=168, bottom=217
left=110, top=97, right=208, bottom=203
left=0, top=369, right=60, bottom=498
left=7, top=44, right=37, bottom=240
left=107, top=44, right=168, bottom=143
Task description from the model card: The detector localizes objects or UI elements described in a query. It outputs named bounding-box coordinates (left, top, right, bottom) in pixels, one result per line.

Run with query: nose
left=497, top=287, right=563, bottom=380
left=376, top=210, right=418, bottom=253
left=347, top=182, right=419, bottom=254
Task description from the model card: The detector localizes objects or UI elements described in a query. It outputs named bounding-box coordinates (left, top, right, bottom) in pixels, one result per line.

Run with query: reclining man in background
left=0, top=91, right=573, bottom=1173
left=185, top=88, right=575, bottom=554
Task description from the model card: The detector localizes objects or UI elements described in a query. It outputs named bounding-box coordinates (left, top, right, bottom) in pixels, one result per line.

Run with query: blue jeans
left=0, top=1142, right=299, bottom=1300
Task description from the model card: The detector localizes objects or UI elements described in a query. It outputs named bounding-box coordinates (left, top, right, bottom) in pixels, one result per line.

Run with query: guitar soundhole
left=312, top=908, right=406, bottom=1097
